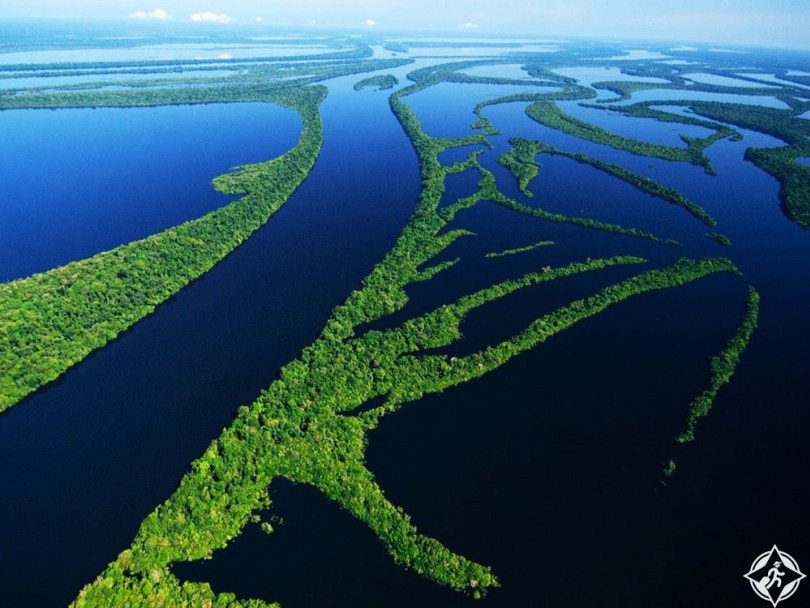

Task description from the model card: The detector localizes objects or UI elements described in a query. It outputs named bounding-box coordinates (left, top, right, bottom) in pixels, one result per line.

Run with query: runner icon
left=745, top=545, right=806, bottom=606
left=761, top=562, right=785, bottom=590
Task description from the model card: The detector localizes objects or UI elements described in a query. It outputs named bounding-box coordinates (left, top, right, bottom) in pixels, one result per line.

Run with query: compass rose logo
left=744, top=545, right=806, bottom=606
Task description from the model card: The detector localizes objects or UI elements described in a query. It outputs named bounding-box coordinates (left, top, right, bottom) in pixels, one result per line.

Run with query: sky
left=2, top=0, right=810, bottom=50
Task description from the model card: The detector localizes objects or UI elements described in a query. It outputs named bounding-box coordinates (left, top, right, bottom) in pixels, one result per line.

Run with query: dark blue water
left=0, top=73, right=420, bottom=607
left=481, top=98, right=787, bottom=236
left=175, top=77, right=810, bottom=608
left=176, top=478, right=471, bottom=607
left=360, top=83, right=810, bottom=608
left=437, top=144, right=487, bottom=166
left=406, top=82, right=558, bottom=139
left=482, top=100, right=709, bottom=177
left=558, top=100, right=715, bottom=147
left=612, top=89, right=790, bottom=109
left=0, top=102, right=300, bottom=281
left=2, top=59, right=810, bottom=608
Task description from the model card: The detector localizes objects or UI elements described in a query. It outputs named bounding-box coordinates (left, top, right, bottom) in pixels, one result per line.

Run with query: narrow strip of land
left=0, top=86, right=325, bottom=411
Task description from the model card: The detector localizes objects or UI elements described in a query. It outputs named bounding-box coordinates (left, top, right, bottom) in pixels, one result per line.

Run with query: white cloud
left=190, top=12, right=233, bottom=24
left=253, top=16, right=264, bottom=23
left=128, top=8, right=170, bottom=21
left=363, top=18, right=377, bottom=27
left=460, top=22, right=479, bottom=30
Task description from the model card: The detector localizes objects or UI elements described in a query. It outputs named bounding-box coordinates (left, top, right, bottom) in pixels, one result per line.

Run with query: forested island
left=0, top=28, right=806, bottom=608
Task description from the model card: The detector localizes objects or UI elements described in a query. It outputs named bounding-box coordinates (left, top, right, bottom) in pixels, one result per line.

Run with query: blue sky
left=2, top=0, right=810, bottom=50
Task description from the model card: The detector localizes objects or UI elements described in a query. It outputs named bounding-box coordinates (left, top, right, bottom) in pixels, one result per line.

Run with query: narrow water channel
left=0, top=71, right=420, bottom=606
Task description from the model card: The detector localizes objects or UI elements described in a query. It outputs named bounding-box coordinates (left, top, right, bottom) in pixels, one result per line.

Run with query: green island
left=590, top=78, right=783, bottom=103
left=354, top=74, right=399, bottom=91
left=444, top=150, right=671, bottom=244
left=524, top=100, right=731, bottom=175
left=499, top=137, right=718, bottom=227
left=485, top=240, right=556, bottom=259
left=69, top=63, right=752, bottom=608
left=675, top=286, right=760, bottom=445
left=497, top=138, right=542, bottom=197
left=707, top=232, right=733, bottom=247
left=4, top=40, right=799, bottom=606
left=663, top=286, right=760, bottom=480
left=0, top=56, right=412, bottom=110
left=425, top=130, right=672, bottom=244
left=0, top=55, right=416, bottom=412
left=0, top=86, right=324, bottom=411
left=579, top=89, right=810, bottom=231
left=681, top=101, right=810, bottom=229
left=746, top=144, right=810, bottom=228
left=475, top=55, right=810, bottom=231
left=582, top=101, right=745, bottom=139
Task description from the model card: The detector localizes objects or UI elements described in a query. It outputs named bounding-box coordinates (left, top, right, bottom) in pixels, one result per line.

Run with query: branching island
left=524, top=100, right=729, bottom=174
left=0, top=86, right=325, bottom=411
left=71, top=63, right=753, bottom=608
left=354, top=74, right=399, bottom=91
left=0, top=56, right=415, bottom=412
left=498, top=136, right=718, bottom=228
left=0, top=43, right=777, bottom=607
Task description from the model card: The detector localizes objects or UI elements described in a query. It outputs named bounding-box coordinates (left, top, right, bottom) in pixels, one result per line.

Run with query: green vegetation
left=667, top=100, right=809, bottom=146
left=354, top=74, right=399, bottom=91
left=0, top=86, right=325, bottom=411
left=498, top=137, right=716, bottom=228
left=497, top=138, right=542, bottom=196
left=383, top=42, right=409, bottom=54
left=0, top=47, right=770, bottom=604
left=71, top=60, right=749, bottom=607
left=491, top=195, right=673, bottom=244
left=485, top=240, right=556, bottom=258
left=525, top=101, right=727, bottom=174
left=473, top=85, right=598, bottom=113
left=0, top=55, right=417, bottom=412
left=746, top=145, right=810, bottom=228
left=440, top=145, right=672, bottom=244
left=591, top=81, right=676, bottom=103
left=586, top=102, right=742, bottom=140
left=0, top=58, right=412, bottom=110
left=696, top=99, right=810, bottom=228
left=707, top=232, right=733, bottom=247
left=71, top=249, right=739, bottom=607
left=581, top=94, right=810, bottom=229
left=625, top=99, right=810, bottom=229
left=675, top=287, right=759, bottom=444
left=402, top=60, right=587, bottom=103
left=536, top=140, right=715, bottom=226
left=591, top=79, right=783, bottom=103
